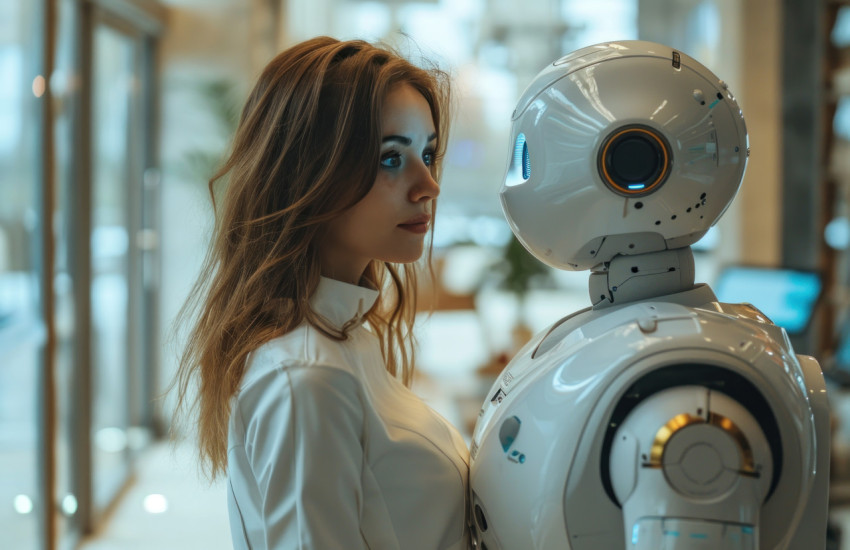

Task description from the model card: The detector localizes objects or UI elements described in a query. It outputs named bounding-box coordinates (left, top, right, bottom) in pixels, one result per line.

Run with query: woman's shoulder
left=239, top=323, right=363, bottom=391
left=229, top=350, right=368, bottom=454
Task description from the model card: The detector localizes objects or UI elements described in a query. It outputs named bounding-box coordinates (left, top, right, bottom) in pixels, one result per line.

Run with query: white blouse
left=226, top=277, right=470, bottom=549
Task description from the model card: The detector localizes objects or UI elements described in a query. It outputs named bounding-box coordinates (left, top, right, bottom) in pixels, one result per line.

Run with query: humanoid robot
left=469, top=41, right=830, bottom=549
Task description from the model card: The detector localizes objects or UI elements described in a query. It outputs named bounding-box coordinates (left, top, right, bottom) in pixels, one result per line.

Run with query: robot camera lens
left=598, top=125, right=671, bottom=197
left=610, top=137, right=659, bottom=181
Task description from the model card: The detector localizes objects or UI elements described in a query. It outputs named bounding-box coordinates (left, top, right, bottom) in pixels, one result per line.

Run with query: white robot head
left=501, top=41, right=748, bottom=271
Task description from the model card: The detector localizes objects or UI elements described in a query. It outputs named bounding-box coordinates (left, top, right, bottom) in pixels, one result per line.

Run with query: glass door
left=53, top=0, right=80, bottom=544
left=90, top=21, right=136, bottom=520
left=0, top=1, right=46, bottom=548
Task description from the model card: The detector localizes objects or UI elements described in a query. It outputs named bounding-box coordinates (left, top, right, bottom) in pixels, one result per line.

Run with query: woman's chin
left=383, top=247, right=425, bottom=265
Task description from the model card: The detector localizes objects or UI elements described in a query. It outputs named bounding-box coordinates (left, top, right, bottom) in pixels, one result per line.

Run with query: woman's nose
left=409, top=164, right=440, bottom=203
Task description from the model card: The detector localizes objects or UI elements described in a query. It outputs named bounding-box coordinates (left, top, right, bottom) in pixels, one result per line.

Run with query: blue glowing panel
left=714, top=267, right=821, bottom=334
left=514, top=133, right=530, bottom=181
left=522, top=140, right=530, bottom=180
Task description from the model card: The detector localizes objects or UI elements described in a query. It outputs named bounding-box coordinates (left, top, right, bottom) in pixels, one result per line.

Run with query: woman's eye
left=423, top=150, right=435, bottom=166
left=380, top=152, right=402, bottom=168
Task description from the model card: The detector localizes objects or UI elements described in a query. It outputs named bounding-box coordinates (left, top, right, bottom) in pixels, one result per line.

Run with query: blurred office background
left=5, top=0, right=850, bottom=548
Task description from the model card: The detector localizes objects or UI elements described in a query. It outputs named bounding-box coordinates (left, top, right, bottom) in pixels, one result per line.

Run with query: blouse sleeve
left=237, top=364, right=368, bottom=549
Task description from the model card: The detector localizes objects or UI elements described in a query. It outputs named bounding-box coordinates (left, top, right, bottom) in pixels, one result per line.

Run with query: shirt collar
left=309, top=276, right=380, bottom=329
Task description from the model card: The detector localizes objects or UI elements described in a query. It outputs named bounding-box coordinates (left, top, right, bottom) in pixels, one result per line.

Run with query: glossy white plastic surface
left=469, top=287, right=828, bottom=549
left=500, top=41, right=748, bottom=270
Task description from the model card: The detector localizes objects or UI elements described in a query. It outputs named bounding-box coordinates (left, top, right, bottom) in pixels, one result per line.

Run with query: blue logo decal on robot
left=498, top=415, right=521, bottom=452
left=499, top=415, right=527, bottom=463
left=508, top=450, right=526, bottom=464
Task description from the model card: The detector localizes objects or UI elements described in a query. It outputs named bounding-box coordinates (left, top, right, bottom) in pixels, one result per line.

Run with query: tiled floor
left=78, top=441, right=231, bottom=550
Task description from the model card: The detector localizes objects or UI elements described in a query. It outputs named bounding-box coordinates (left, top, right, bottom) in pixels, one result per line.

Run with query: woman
left=172, top=37, right=469, bottom=549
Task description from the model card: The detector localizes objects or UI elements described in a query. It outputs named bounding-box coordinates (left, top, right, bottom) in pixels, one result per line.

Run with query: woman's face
left=320, top=83, right=440, bottom=284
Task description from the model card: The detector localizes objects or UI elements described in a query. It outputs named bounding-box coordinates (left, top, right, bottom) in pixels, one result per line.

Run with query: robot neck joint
left=589, top=247, right=695, bottom=309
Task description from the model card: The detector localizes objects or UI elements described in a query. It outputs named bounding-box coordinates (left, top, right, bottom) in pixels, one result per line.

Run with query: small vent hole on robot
left=700, top=101, right=705, bottom=105
left=686, top=207, right=692, bottom=213
left=655, top=220, right=661, bottom=225
left=590, top=250, right=596, bottom=255
left=700, top=193, right=707, bottom=199
left=668, top=267, right=676, bottom=272
left=635, top=201, right=644, bottom=209
left=716, top=92, right=723, bottom=99
left=671, top=215, right=677, bottom=220
left=695, top=203, right=700, bottom=209
left=631, top=267, right=639, bottom=273
left=700, top=215, right=704, bottom=219
left=628, top=243, right=635, bottom=249
left=475, top=504, right=488, bottom=532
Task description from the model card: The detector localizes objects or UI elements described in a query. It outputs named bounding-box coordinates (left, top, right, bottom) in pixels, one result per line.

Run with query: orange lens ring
left=600, top=127, right=670, bottom=195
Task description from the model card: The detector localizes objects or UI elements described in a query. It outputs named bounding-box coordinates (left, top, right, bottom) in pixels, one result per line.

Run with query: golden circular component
left=643, top=412, right=758, bottom=478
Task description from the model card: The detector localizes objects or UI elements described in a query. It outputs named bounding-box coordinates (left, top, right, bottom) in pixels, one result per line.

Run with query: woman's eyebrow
left=381, top=132, right=438, bottom=145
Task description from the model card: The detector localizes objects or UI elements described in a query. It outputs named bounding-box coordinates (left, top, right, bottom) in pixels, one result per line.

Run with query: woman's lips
left=398, top=222, right=429, bottom=234
left=398, top=215, right=431, bottom=234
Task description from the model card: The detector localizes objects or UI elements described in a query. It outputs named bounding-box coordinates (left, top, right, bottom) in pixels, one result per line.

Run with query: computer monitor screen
left=714, top=267, right=821, bottom=335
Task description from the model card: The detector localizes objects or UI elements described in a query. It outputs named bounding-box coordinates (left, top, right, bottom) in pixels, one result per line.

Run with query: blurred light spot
left=95, top=427, right=128, bottom=453
left=91, top=226, right=129, bottom=259
left=826, top=217, right=850, bottom=250
left=62, top=494, right=78, bottom=516
left=834, top=6, right=850, bottom=47
left=32, top=75, right=46, bottom=97
left=143, top=494, right=168, bottom=514
left=14, top=495, right=33, bottom=514
left=835, top=97, right=850, bottom=141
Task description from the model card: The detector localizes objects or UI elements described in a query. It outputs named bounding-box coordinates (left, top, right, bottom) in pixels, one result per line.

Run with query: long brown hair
left=171, top=37, right=451, bottom=481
